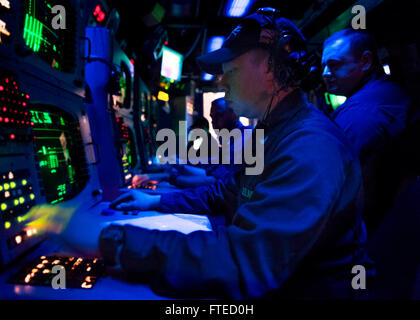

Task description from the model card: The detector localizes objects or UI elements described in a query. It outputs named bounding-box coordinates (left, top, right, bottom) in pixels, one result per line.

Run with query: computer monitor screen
left=160, top=46, right=183, bottom=82
left=30, top=105, right=89, bottom=204
left=23, top=0, right=76, bottom=72
left=325, top=93, right=347, bottom=111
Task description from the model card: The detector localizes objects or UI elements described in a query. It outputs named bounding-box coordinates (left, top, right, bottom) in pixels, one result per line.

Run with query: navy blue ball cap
left=197, top=10, right=306, bottom=75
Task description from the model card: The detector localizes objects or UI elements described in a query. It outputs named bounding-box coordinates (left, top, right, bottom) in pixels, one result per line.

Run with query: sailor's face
left=322, top=38, right=365, bottom=97
left=219, top=50, right=273, bottom=119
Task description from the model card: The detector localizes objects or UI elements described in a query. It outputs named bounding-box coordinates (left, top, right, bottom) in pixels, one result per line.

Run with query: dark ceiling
left=102, top=0, right=419, bottom=87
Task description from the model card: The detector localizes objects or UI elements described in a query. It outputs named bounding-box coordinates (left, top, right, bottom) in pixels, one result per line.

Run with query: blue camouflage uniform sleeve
left=116, top=128, right=360, bottom=299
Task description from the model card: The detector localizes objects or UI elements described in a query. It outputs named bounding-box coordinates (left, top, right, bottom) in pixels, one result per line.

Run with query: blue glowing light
left=207, top=36, right=225, bottom=52
left=224, top=0, right=254, bottom=17
left=202, top=36, right=225, bottom=81
left=202, top=73, right=214, bottom=81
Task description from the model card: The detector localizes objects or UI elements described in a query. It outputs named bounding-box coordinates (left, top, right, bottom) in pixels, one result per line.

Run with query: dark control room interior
left=0, top=0, right=419, bottom=301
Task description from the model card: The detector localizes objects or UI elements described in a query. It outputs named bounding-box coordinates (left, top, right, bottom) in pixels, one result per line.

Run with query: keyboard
left=8, top=255, right=104, bottom=289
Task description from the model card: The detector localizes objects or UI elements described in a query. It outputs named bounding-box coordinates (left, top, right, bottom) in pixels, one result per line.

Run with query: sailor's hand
left=109, top=190, right=161, bottom=211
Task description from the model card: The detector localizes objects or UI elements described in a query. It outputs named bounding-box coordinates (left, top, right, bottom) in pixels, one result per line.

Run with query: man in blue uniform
left=322, top=29, right=411, bottom=232
left=99, top=9, right=372, bottom=299
left=131, top=98, right=251, bottom=188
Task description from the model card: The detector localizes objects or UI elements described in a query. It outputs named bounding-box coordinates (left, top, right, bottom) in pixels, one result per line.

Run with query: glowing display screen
left=23, top=0, right=75, bottom=72
left=160, top=46, right=183, bottom=82
left=31, top=106, right=88, bottom=204
left=325, top=93, right=347, bottom=111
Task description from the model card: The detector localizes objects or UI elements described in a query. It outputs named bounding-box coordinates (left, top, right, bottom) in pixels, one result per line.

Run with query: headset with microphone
left=255, top=7, right=319, bottom=130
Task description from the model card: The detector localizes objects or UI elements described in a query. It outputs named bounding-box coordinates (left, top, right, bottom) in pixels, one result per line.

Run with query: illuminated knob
left=1, top=203, right=7, bottom=211
left=15, top=235, right=22, bottom=245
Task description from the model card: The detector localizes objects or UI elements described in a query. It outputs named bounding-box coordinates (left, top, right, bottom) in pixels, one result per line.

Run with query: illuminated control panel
left=116, top=117, right=137, bottom=184
left=1, top=169, right=37, bottom=247
left=31, top=105, right=89, bottom=204
left=23, top=0, right=76, bottom=72
left=0, top=69, right=44, bottom=266
left=8, top=255, right=104, bottom=289
left=0, top=74, right=33, bottom=142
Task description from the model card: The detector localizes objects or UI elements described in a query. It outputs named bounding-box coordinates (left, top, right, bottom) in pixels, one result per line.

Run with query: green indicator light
left=10, top=182, right=16, bottom=189
left=4, top=222, right=11, bottom=230
left=4, top=183, right=10, bottom=190
left=53, top=45, right=57, bottom=51
left=60, top=117, right=65, bottom=125
left=14, top=199, right=19, bottom=206
left=28, top=15, right=34, bottom=50
left=43, top=112, right=52, bottom=124
left=36, top=19, right=42, bottom=52
left=1, top=203, right=7, bottom=211
left=30, top=194, right=35, bottom=200
left=22, top=179, right=28, bottom=186
left=55, top=62, right=59, bottom=69
left=19, top=197, right=25, bottom=204
left=42, top=146, right=47, bottom=155
left=35, top=18, right=42, bottom=52
left=17, top=216, right=23, bottom=223
left=49, top=155, right=58, bottom=169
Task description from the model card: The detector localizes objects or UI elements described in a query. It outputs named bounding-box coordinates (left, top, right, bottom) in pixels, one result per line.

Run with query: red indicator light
left=22, top=102, right=27, bottom=107
left=5, top=78, right=9, bottom=83
left=164, top=41, right=168, bottom=45
left=0, top=86, right=4, bottom=91
left=30, top=122, right=34, bottom=126
left=0, top=117, right=3, bottom=122
left=26, top=94, right=30, bottom=99
left=94, top=5, right=106, bottom=23
left=3, top=107, right=6, bottom=112
left=5, top=118, right=9, bottom=123
left=10, top=134, right=15, bottom=140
